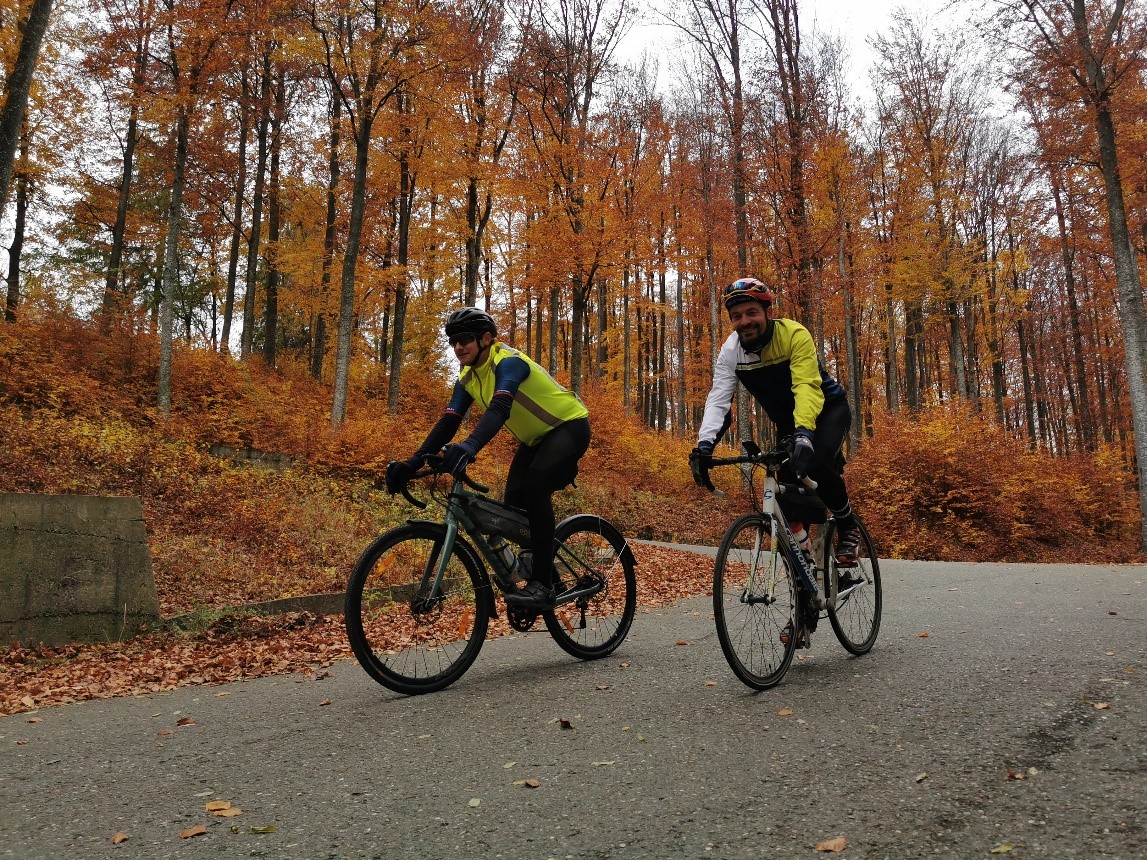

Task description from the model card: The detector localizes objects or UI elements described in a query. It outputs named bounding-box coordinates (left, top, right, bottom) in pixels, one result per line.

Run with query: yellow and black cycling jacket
left=418, top=341, right=588, bottom=456
left=698, top=318, right=845, bottom=443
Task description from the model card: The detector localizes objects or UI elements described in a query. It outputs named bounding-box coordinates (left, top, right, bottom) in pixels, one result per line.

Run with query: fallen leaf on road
left=915, top=772, right=928, bottom=783
left=214, top=692, right=231, bottom=697
left=990, top=842, right=1015, bottom=854
left=592, top=761, right=617, bottom=766
left=815, top=836, right=847, bottom=852
left=778, top=708, right=793, bottom=717
left=595, top=684, right=610, bottom=691
left=1105, top=651, right=1115, bottom=656
left=503, top=762, right=516, bottom=769
left=318, top=699, right=331, bottom=706
left=215, top=807, right=242, bottom=818
left=250, top=825, right=277, bottom=834
left=1094, top=702, right=1110, bottom=710
left=206, top=801, right=231, bottom=812
left=157, top=729, right=173, bottom=737
left=704, top=681, right=717, bottom=687
left=468, top=798, right=481, bottom=808
left=15, top=739, right=27, bottom=745
left=523, top=779, right=540, bottom=788
left=675, top=641, right=690, bottom=646
left=179, top=824, right=207, bottom=839
left=110, top=832, right=128, bottom=844
left=917, top=632, right=930, bottom=638
left=176, top=717, right=196, bottom=726
left=559, top=718, right=573, bottom=730
left=1006, top=769, right=1027, bottom=780
left=637, top=734, right=645, bottom=741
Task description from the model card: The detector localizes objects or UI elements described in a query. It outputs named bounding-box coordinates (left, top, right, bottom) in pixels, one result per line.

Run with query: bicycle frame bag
left=778, top=485, right=828, bottom=524
left=467, top=497, right=532, bottom=545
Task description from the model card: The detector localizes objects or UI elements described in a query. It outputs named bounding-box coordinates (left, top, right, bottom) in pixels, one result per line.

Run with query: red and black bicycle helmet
left=723, top=277, right=775, bottom=310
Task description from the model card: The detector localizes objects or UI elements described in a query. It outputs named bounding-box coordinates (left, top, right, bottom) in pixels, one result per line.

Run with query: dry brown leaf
left=1006, top=769, right=1027, bottom=780
left=157, top=729, right=173, bottom=737
left=523, top=779, right=540, bottom=788
left=815, top=836, right=847, bottom=852
left=176, top=717, right=196, bottom=726
left=179, top=824, right=207, bottom=839
left=205, top=800, right=231, bottom=812
left=215, top=807, right=243, bottom=818
left=1094, top=702, right=1110, bottom=710
left=26, top=717, right=42, bottom=724
left=110, top=832, right=129, bottom=844
left=20, top=696, right=34, bottom=708
left=559, top=718, right=573, bottom=730
left=318, top=699, right=331, bottom=706
left=704, top=681, right=717, bottom=687
left=595, top=685, right=610, bottom=691
left=778, top=707, right=794, bottom=717
left=917, top=632, right=930, bottom=638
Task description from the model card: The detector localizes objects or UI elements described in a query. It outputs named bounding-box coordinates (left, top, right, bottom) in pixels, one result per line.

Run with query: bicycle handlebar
left=394, top=454, right=490, bottom=508
left=706, top=442, right=819, bottom=491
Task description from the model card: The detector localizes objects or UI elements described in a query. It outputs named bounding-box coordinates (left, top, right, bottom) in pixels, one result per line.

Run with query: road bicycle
left=706, top=439, right=881, bottom=689
left=345, top=457, right=637, bottom=695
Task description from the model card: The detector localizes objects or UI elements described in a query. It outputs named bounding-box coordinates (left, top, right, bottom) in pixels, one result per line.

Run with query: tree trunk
left=241, top=58, right=271, bottom=359
left=0, top=0, right=54, bottom=224
left=4, top=134, right=28, bottom=323
left=157, top=108, right=190, bottom=415
left=221, top=74, right=251, bottom=355
left=261, top=66, right=285, bottom=368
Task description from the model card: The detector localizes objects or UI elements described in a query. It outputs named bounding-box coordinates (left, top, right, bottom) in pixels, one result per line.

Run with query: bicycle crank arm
left=553, top=579, right=605, bottom=606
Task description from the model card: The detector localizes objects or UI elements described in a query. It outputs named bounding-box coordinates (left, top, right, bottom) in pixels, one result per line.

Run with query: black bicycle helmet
left=444, top=307, right=497, bottom=338
left=723, top=277, right=775, bottom=310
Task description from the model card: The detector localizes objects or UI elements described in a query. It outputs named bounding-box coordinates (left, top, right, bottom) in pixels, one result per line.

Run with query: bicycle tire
left=345, top=521, right=494, bottom=695
left=822, top=515, right=882, bottom=655
left=713, top=513, right=798, bottom=689
left=543, top=515, right=637, bottom=660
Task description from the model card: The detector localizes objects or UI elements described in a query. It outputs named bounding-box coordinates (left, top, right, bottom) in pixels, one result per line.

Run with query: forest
left=1, top=0, right=1145, bottom=710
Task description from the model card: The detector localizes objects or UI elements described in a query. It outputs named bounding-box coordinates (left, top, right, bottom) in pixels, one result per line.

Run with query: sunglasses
left=448, top=332, right=478, bottom=347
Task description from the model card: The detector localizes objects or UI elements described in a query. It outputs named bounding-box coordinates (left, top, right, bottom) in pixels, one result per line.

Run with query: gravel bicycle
left=706, top=439, right=881, bottom=689
left=345, top=457, right=637, bottom=695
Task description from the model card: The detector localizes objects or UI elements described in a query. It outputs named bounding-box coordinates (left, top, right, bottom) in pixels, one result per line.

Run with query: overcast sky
left=621, top=0, right=973, bottom=92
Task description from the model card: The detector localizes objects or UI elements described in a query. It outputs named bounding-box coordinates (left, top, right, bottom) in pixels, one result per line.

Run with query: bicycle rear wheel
left=822, top=515, right=882, bottom=655
left=543, top=515, right=637, bottom=660
left=345, top=522, right=493, bottom=695
left=713, top=513, right=797, bottom=689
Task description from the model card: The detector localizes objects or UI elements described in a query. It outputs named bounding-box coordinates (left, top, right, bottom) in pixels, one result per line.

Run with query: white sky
left=622, top=0, right=969, bottom=91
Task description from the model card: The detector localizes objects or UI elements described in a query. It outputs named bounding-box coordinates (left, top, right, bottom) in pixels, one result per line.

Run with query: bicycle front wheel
left=713, top=513, right=797, bottom=689
left=543, top=515, right=637, bottom=660
left=345, top=522, right=493, bottom=695
left=823, top=515, right=882, bottom=655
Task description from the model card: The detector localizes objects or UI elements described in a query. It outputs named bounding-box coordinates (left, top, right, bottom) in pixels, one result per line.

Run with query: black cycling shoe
left=504, top=580, right=556, bottom=610
left=835, top=525, right=862, bottom=567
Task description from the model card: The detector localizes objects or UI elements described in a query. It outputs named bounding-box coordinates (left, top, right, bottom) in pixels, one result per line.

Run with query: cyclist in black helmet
left=689, top=278, right=863, bottom=565
left=386, top=307, right=591, bottom=610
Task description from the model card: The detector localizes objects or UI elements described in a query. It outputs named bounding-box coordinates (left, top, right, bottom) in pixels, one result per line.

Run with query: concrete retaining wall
left=0, top=494, right=160, bottom=646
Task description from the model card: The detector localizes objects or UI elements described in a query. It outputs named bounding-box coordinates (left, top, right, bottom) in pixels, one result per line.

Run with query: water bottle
left=488, top=534, right=518, bottom=578
left=791, top=522, right=814, bottom=567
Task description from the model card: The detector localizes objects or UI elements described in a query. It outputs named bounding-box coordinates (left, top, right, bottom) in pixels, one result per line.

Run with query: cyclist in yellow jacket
left=387, top=307, right=591, bottom=610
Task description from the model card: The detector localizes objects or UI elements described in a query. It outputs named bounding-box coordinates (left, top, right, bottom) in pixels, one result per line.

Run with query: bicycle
left=344, top=456, right=638, bottom=695
left=705, top=439, right=881, bottom=689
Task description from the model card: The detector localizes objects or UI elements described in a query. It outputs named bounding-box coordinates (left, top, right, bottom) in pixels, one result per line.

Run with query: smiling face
left=727, top=300, right=769, bottom=344
left=451, top=331, right=494, bottom=367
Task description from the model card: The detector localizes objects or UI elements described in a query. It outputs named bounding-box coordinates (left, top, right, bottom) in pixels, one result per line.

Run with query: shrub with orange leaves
left=847, top=404, right=1141, bottom=562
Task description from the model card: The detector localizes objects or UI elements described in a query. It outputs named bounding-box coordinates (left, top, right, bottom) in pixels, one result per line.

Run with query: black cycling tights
left=504, top=417, right=591, bottom=589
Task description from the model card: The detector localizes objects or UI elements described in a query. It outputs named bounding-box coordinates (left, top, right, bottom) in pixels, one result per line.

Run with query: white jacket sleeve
left=697, top=333, right=739, bottom=445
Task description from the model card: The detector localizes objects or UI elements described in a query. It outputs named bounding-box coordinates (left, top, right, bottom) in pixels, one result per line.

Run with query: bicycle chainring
left=505, top=603, right=538, bottom=632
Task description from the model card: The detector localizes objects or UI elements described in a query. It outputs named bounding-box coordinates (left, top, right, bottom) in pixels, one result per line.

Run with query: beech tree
left=995, top=0, right=1147, bottom=547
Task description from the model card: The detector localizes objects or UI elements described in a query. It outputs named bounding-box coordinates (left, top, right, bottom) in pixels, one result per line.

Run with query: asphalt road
left=1, top=558, right=1143, bottom=859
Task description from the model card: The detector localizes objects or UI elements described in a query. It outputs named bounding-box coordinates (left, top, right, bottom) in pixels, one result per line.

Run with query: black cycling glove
left=385, top=454, right=425, bottom=494
left=790, top=429, right=814, bottom=479
left=689, top=441, right=715, bottom=492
